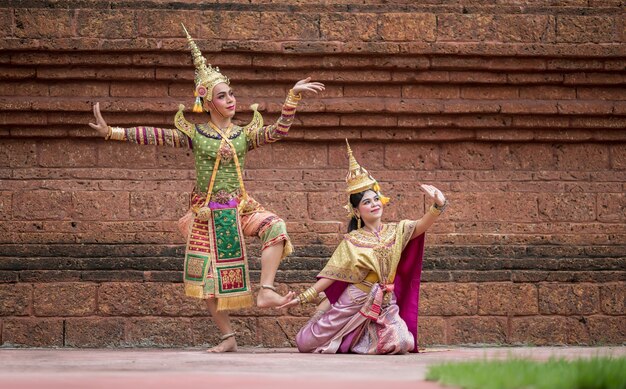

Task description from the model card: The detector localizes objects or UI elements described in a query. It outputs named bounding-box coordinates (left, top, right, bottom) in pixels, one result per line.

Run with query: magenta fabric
left=321, top=233, right=425, bottom=353
left=393, top=233, right=425, bottom=352
left=208, top=199, right=239, bottom=209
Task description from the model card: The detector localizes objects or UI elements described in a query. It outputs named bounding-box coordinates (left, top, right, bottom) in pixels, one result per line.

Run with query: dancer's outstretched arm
left=277, top=277, right=335, bottom=309
left=410, top=184, right=447, bottom=240
left=246, top=77, right=324, bottom=150
left=89, top=102, right=192, bottom=148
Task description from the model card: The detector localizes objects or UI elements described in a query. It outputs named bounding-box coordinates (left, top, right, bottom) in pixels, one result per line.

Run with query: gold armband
left=107, top=126, right=126, bottom=141
left=429, top=200, right=448, bottom=216
left=297, top=286, right=318, bottom=305
left=286, top=89, right=302, bottom=107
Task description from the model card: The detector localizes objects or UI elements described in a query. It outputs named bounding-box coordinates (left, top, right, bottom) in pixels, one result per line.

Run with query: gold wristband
left=429, top=204, right=442, bottom=216
left=286, top=89, right=302, bottom=106
left=105, top=126, right=112, bottom=140
left=108, top=126, right=126, bottom=141
left=429, top=199, right=448, bottom=216
left=297, top=286, right=318, bottom=304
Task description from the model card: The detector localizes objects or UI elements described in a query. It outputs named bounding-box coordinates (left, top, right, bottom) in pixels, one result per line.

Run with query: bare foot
left=206, top=336, right=237, bottom=353
left=257, top=289, right=295, bottom=308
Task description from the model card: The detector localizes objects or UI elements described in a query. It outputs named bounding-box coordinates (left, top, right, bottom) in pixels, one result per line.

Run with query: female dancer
left=88, top=26, right=324, bottom=352
left=280, top=141, right=447, bottom=354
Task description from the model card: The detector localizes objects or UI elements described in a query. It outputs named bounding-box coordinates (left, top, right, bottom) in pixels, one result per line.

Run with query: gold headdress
left=181, top=24, right=230, bottom=113
left=344, top=140, right=390, bottom=219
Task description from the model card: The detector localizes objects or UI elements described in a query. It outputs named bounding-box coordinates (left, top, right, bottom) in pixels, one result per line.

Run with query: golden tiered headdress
left=181, top=24, right=230, bottom=113
left=344, top=140, right=389, bottom=218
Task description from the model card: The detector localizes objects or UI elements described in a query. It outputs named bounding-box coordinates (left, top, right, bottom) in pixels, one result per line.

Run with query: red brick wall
left=1, top=1, right=624, bottom=347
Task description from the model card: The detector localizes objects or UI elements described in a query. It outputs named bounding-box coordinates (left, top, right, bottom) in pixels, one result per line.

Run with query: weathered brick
left=437, top=14, right=495, bottom=42
left=65, top=318, right=126, bottom=347
left=557, top=16, right=616, bottom=43
left=0, top=8, right=11, bottom=38
left=343, top=85, right=400, bottom=98
left=2, top=318, right=64, bottom=347
left=448, top=317, right=508, bottom=344
left=98, top=282, right=207, bottom=316
left=49, top=81, right=109, bottom=97
left=588, top=316, right=626, bottom=345
left=440, top=142, right=496, bottom=170
left=33, top=283, right=97, bottom=316
left=14, top=9, right=73, bottom=39
left=13, top=190, right=73, bottom=220
left=564, top=102, right=616, bottom=118
left=259, top=13, right=319, bottom=41
left=321, top=13, right=378, bottom=41
left=461, top=86, right=518, bottom=100
left=538, top=193, right=596, bottom=222
left=599, top=283, right=626, bottom=315
left=380, top=13, right=436, bottom=42
left=519, top=86, right=576, bottom=100
left=417, top=316, right=446, bottom=346
left=496, top=144, right=556, bottom=170
left=539, top=284, right=600, bottom=315
left=597, top=193, right=626, bottom=223
left=97, top=141, right=158, bottom=168
left=77, top=10, right=137, bottom=39
left=577, top=87, right=625, bottom=100
left=308, top=191, right=345, bottom=221
left=73, top=191, right=131, bottom=221
left=510, top=317, right=589, bottom=345
left=40, top=140, right=98, bottom=167
left=402, top=85, right=459, bottom=99
left=258, top=317, right=308, bottom=347
left=493, top=15, right=555, bottom=43
left=110, top=82, right=167, bottom=98
left=0, top=284, right=31, bottom=316
left=129, top=191, right=188, bottom=220
left=384, top=143, right=440, bottom=171
left=478, top=283, right=538, bottom=315
left=126, top=317, right=193, bottom=347
left=271, top=142, right=327, bottom=169
left=610, top=145, right=626, bottom=170
left=420, top=283, right=477, bottom=316
left=446, top=192, right=538, bottom=222
left=0, top=192, right=11, bottom=221
left=0, top=140, right=37, bottom=167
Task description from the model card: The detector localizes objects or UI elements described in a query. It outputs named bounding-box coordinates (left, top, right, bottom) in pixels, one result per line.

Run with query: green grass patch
left=425, top=356, right=626, bottom=389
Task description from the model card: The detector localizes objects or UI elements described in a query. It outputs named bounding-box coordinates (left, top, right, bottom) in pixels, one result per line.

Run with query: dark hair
left=347, top=190, right=375, bottom=232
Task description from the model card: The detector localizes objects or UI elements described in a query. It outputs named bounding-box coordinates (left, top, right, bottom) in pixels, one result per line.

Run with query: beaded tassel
left=193, top=90, right=203, bottom=113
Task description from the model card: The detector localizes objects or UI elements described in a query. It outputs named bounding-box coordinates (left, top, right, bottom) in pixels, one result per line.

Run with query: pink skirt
left=296, top=284, right=415, bottom=354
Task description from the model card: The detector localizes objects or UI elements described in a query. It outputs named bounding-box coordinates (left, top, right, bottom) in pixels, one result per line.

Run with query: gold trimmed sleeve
left=107, top=126, right=192, bottom=149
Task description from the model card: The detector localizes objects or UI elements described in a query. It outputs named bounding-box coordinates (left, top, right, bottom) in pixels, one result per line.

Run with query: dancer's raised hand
left=88, top=102, right=109, bottom=138
left=419, top=184, right=446, bottom=207
left=292, top=77, right=325, bottom=95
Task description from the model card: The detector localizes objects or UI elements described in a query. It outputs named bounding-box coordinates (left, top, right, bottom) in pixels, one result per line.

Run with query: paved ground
left=0, top=346, right=624, bottom=389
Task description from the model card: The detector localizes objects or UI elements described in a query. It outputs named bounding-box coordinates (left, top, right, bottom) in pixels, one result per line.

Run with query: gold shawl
left=318, top=220, right=417, bottom=285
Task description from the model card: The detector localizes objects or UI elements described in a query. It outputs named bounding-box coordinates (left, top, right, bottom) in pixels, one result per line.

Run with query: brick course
left=0, top=1, right=624, bottom=348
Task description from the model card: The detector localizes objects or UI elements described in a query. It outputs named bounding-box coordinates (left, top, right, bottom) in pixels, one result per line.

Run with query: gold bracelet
left=297, top=286, right=318, bottom=305
left=429, top=199, right=448, bottom=216
left=286, top=89, right=302, bottom=106
left=109, top=126, right=126, bottom=141
left=104, top=126, right=112, bottom=140
left=429, top=204, right=442, bottom=216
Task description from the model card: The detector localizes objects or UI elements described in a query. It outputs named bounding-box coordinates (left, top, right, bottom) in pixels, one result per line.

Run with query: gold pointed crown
left=181, top=24, right=229, bottom=100
left=344, top=140, right=390, bottom=218
left=345, top=140, right=377, bottom=195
